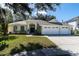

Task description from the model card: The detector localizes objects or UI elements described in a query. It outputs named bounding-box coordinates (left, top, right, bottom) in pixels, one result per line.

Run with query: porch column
left=35, top=23, right=37, bottom=30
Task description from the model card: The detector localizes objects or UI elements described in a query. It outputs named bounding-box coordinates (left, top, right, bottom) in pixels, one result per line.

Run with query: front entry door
left=30, top=24, right=35, bottom=34
left=30, top=27, right=35, bottom=33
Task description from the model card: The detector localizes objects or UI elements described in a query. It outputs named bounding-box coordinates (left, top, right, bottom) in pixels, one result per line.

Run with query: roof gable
left=65, top=16, right=79, bottom=23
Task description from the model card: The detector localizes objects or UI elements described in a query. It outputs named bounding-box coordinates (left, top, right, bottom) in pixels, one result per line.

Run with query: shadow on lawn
left=10, top=43, right=72, bottom=56
left=10, top=43, right=43, bottom=55
left=0, top=35, right=17, bottom=41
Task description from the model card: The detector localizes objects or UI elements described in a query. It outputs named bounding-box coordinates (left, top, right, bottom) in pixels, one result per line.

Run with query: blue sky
left=48, top=3, right=79, bottom=22
left=31, top=3, right=79, bottom=22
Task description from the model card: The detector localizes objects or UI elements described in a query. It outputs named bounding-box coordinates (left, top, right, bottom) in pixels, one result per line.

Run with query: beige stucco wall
left=8, top=24, right=27, bottom=33
left=8, top=24, right=14, bottom=33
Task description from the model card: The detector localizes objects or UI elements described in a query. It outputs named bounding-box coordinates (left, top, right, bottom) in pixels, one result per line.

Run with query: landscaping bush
left=36, top=24, right=41, bottom=35
left=74, top=29, right=79, bottom=35
left=76, top=30, right=79, bottom=34
left=0, top=41, right=8, bottom=51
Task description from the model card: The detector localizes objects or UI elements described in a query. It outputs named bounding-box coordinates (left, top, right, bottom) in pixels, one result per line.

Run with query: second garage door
left=60, top=27, right=71, bottom=35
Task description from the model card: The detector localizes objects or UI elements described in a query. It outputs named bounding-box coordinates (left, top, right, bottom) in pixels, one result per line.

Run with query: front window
left=21, top=26, right=25, bottom=32
left=62, top=27, right=68, bottom=28
left=14, top=25, right=17, bottom=32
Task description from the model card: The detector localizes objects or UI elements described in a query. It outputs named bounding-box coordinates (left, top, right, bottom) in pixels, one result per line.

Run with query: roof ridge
left=65, top=16, right=79, bottom=23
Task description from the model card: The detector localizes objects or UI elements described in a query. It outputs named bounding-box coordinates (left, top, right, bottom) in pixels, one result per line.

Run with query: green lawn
left=0, top=35, right=56, bottom=56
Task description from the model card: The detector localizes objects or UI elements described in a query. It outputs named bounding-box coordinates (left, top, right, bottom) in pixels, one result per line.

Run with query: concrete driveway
left=47, top=36, right=79, bottom=56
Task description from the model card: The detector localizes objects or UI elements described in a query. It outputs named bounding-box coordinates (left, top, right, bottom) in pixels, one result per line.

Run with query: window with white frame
left=14, top=25, right=17, bottom=32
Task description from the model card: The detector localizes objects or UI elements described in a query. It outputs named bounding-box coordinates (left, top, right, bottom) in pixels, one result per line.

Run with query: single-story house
left=65, top=16, right=79, bottom=30
left=8, top=19, right=72, bottom=35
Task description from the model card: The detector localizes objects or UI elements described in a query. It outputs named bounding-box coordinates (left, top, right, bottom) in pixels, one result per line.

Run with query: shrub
left=0, top=41, right=8, bottom=51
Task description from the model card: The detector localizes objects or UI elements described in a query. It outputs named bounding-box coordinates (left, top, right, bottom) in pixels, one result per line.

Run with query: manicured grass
left=0, top=35, right=56, bottom=55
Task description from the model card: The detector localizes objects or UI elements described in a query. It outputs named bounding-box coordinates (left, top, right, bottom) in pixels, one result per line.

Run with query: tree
left=6, top=9, right=13, bottom=23
left=34, top=14, right=56, bottom=21
left=33, top=3, right=59, bottom=20
left=46, top=15, right=56, bottom=21
left=6, top=3, right=60, bottom=20
left=5, top=3, right=32, bottom=19
left=0, top=7, right=8, bottom=35
left=35, top=3, right=60, bottom=11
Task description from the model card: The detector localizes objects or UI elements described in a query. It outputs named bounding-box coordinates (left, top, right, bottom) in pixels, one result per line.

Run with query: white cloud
left=37, top=11, right=47, bottom=15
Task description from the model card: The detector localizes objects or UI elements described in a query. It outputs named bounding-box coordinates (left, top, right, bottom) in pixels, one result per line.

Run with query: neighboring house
left=65, top=16, right=79, bottom=30
left=8, top=19, right=72, bottom=35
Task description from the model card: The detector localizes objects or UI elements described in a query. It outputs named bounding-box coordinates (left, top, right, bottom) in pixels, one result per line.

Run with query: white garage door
left=42, top=26, right=59, bottom=35
left=60, top=27, right=71, bottom=35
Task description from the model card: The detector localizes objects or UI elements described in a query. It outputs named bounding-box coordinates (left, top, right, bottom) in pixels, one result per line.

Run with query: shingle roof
left=65, top=16, right=79, bottom=23
left=49, top=19, right=57, bottom=23
left=9, top=19, right=71, bottom=26
left=9, top=19, right=54, bottom=25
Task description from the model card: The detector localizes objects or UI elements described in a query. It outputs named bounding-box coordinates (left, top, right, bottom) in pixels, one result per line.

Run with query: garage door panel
left=60, top=28, right=71, bottom=34
left=42, top=27, right=59, bottom=34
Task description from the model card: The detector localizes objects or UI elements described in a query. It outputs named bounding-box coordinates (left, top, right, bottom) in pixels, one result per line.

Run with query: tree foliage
left=5, top=3, right=60, bottom=20
left=33, top=3, right=59, bottom=21
left=35, top=3, right=60, bottom=11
